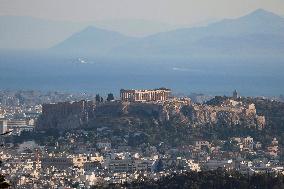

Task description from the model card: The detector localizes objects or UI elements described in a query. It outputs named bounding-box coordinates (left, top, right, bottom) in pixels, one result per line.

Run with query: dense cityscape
left=0, top=89, right=284, bottom=188
left=1, top=1, right=284, bottom=188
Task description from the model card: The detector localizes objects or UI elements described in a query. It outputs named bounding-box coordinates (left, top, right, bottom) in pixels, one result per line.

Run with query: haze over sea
left=0, top=52, right=283, bottom=97
left=1, top=8, right=284, bottom=97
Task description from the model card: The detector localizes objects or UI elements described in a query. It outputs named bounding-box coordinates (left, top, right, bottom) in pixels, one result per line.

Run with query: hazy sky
left=1, top=0, right=284, bottom=25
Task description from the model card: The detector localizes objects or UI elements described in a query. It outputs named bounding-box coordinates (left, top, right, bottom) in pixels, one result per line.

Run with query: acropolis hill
left=36, top=89, right=265, bottom=132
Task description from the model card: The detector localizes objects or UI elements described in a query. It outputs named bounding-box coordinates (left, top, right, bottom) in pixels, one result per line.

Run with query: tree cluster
left=96, top=93, right=115, bottom=102
left=113, top=170, right=284, bottom=189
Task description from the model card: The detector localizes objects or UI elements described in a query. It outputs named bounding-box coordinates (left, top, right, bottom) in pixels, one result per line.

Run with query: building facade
left=120, top=88, right=171, bottom=102
left=0, top=120, right=7, bottom=134
left=7, top=119, right=34, bottom=133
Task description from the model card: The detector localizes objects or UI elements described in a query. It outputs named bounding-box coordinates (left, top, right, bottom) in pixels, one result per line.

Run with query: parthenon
left=120, top=88, right=171, bottom=102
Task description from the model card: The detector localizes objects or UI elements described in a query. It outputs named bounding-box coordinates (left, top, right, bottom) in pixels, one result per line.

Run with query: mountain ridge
left=50, top=25, right=137, bottom=56
left=1, top=9, right=284, bottom=57
left=109, top=9, right=284, bottom=57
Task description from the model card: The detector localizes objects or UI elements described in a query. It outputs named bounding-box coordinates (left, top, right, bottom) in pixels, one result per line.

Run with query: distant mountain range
left=50, top=9, right=284, bottom=57
left=50, top=26, right=135, bottom=56
left=1, top=9, right=284, bottom=57
left=93, top=19, right=180, bottom=37
left=113, top=9, right=284, bottom=57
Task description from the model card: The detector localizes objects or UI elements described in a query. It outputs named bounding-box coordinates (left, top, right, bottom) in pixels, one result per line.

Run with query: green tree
left=106, top=93, right=114, bottom=101
left=95, top=94, right=101, bottom=102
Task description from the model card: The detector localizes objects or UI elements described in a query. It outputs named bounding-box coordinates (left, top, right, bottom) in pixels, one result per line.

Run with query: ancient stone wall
left=37, top=100, right=95, bottom=130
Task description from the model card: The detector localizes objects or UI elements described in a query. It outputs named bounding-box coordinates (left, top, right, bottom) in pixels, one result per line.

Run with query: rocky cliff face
left=141, top=99, right=265, bottom=130
left=180, top=104, right=265, bottom=129
left=36, top=98, right=265, bottom=131
left=92, top=98, right=265, bottom=130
